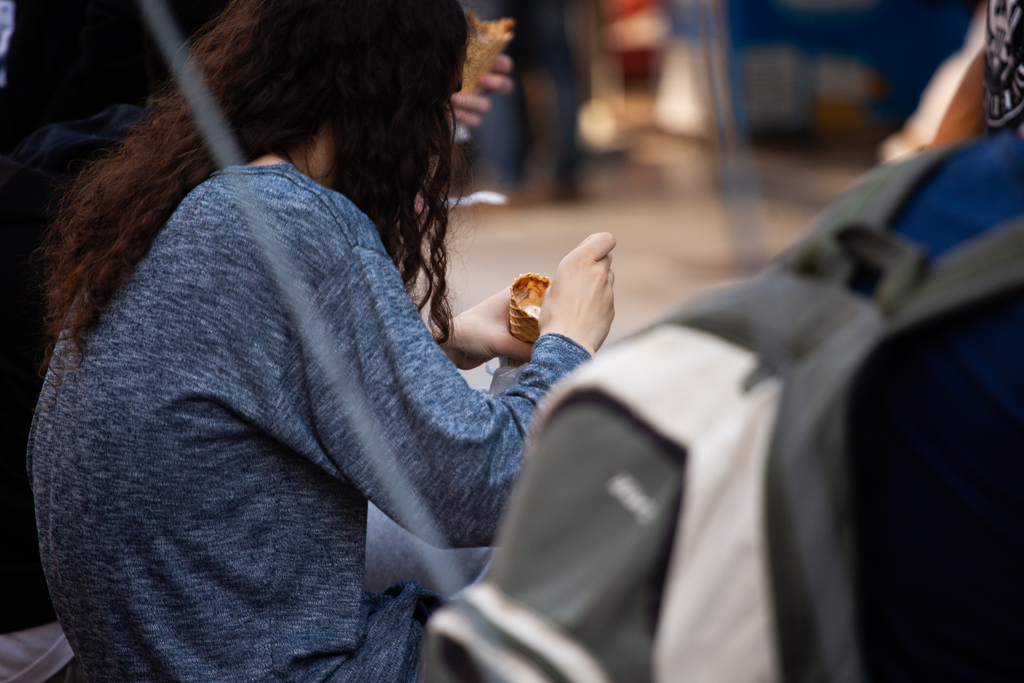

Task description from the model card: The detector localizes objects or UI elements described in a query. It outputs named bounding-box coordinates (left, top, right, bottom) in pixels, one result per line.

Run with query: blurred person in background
left=0, top=0, right=150, bottom=155
left=26, top=0, right=614, bottom=681
left=877, top=0, right=995, bottom=161
left=465, top=0, right=582, bottom=200
left=845, top=7, right=1024, bottom=677
left=1, top=3, right=230, bottom=681
left=0, top=108, right=144, bottom=683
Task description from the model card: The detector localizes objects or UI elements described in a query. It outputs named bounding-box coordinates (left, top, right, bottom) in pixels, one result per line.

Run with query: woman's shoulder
left=181, top=163, right=386, bottom=256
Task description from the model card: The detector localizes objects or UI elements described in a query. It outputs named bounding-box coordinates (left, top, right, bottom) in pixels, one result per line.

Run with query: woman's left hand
left=442, top=286, right=534, bottom=370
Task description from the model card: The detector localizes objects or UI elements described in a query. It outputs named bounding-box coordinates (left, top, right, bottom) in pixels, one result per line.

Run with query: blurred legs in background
left=466, top=0, right=580, bottom=195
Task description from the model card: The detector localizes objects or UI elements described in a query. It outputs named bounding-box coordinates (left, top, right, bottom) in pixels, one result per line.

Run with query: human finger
left=571, top=232, right=616, bottom=262
left=454, top=109, right=482, bottom=128
left=492, top=54, right=514, bottom=74
left=452, top=92, right=492, bottom=114
left=478, top=72, right=514, bottom=96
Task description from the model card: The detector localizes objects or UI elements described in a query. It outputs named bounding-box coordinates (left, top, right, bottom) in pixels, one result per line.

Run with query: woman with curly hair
left=27, top=0, right=615, bottom=680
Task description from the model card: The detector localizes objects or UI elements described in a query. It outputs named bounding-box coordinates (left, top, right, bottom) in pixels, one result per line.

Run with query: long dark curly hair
left=42, top=0, right=468, bottom=372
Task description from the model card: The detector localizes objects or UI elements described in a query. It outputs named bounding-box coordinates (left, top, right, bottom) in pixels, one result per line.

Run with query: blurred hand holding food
left=451, top=55, right=514, bottom=129
left=451, top=10, right=516, bottom=130
left=461, top=12, right=515, bottom=94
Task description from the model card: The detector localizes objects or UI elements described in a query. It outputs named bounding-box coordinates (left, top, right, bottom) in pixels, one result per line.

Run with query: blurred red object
left=619, top=50, right=655, bottom=78
left=607, top=0, right=654, bottom=20
left=603, top=0, right=667, bottom=79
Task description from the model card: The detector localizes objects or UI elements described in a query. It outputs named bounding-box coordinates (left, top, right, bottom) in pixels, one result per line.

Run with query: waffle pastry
left=509, top=273, right=550, bottom=343
left=461, top=12, right=515, bottom=94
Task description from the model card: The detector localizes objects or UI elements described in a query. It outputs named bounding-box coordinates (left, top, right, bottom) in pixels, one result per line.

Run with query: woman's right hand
left=539, top=232, right=616, bottom=356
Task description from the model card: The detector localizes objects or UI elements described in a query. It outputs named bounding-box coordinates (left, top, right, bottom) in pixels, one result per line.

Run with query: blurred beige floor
left=451, top=131, right=879, bottom=389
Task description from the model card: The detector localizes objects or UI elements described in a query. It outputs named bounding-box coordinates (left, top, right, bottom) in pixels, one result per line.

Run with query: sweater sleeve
left=273, top=183, right=590, bottom=548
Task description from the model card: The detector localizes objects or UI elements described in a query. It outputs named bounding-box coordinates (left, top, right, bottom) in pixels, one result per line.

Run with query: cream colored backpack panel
left=537, top=325, right=781, bottom=683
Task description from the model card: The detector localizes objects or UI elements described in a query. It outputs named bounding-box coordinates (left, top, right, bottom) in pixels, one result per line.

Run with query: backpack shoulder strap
left=888, top=215, right=1024, bottom=333
left=785, top=144, right=964, bottom=282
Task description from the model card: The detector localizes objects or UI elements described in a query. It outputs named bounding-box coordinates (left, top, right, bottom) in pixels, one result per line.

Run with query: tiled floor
left=452, top=132, right=879, bottom=388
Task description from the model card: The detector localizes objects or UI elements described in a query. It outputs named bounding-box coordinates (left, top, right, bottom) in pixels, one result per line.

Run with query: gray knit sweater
left=27, top=164, right=589, bottom=682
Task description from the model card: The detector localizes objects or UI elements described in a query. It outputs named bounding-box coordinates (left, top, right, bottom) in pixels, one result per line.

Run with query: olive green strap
left=889, top=216, right=1024, bottom=333
left=833, top=226, right=928, bottom=313
left=786, top=145, right=963, bottom=283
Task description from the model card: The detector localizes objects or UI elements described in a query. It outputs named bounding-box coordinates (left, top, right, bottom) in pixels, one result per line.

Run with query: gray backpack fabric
left=421, top=146, right=1024, bottom=683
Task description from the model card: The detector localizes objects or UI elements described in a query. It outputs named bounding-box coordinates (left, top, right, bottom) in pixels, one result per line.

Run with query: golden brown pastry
left=509, top=273, right=550, bottom=343
left=461, top=12, right=515, bottom=94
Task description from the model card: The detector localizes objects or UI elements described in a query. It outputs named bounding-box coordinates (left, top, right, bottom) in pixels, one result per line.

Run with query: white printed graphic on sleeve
left=0, top=2, right=15, bottom=88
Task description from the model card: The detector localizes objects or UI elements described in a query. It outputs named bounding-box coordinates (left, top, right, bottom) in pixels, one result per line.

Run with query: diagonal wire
left=136, top=0, right=469, bottom=596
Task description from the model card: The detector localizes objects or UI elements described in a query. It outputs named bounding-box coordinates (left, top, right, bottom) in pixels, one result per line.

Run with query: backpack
left=420, top=145, right=1024, bottom=683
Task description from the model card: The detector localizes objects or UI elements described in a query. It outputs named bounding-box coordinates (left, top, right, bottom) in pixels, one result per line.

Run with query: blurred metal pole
left=681, top=6, right=869, bottom=683
left=136, top=0, right=470, bottom=596
left=682, top=0, right=769, bottom=276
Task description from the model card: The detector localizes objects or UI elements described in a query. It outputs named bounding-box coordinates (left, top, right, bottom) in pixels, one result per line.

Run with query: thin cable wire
left=136, top=0, right=470, bottom=596
left=690, top=0, right=768, bottom=276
